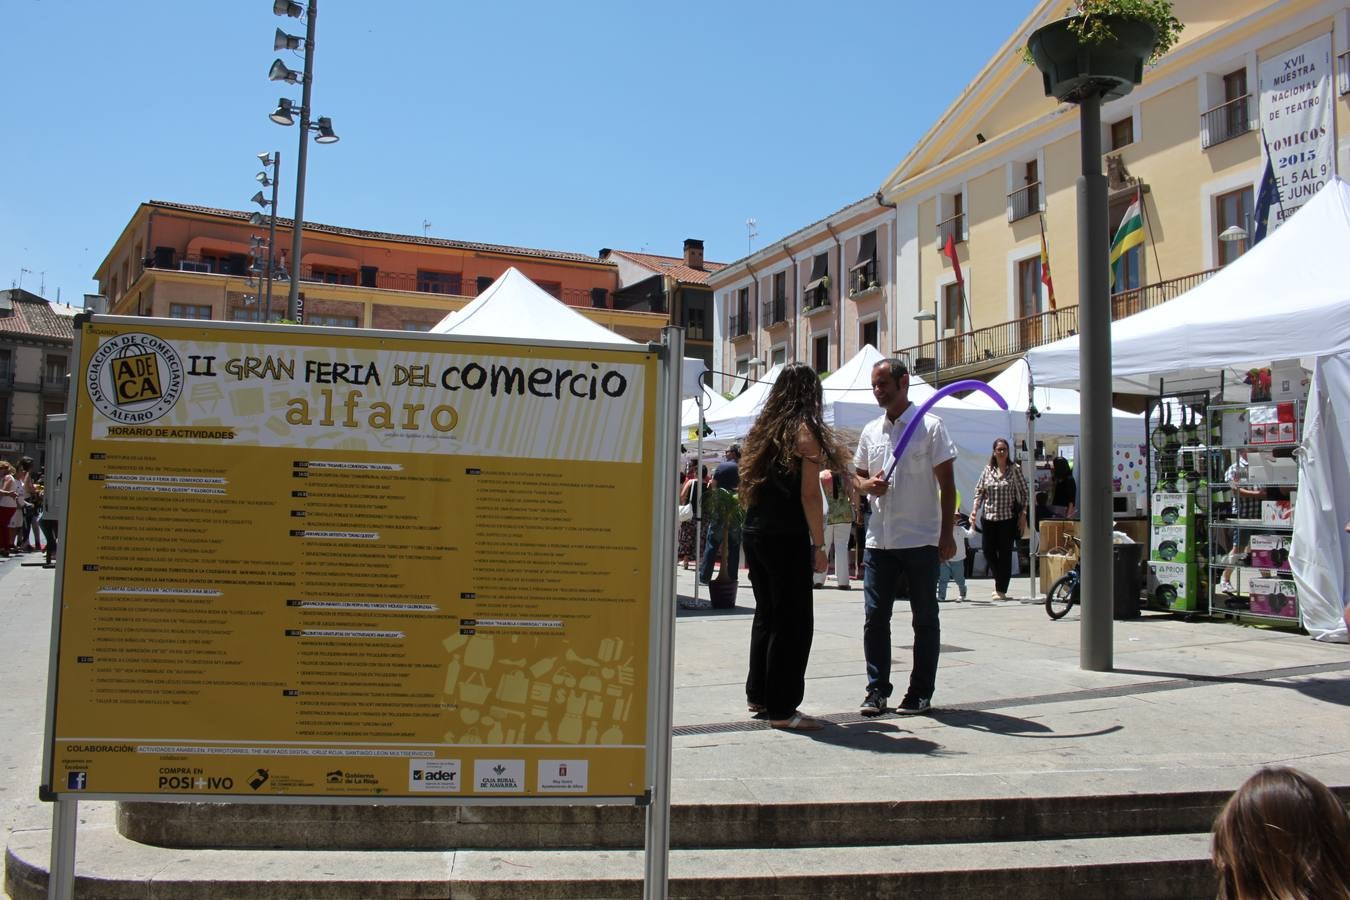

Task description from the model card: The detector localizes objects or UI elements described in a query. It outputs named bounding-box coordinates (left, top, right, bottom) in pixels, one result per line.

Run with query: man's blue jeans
left=862, top=546, right=940, bottom=701
left=699, top=520, right=741, bottom=583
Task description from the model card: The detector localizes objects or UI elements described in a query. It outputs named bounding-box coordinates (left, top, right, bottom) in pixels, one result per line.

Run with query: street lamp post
left=914, top=306, right=938, bottom=385
left=258, top=152, right=281, bottom=319
left=269, top=0, right=339, bottom=323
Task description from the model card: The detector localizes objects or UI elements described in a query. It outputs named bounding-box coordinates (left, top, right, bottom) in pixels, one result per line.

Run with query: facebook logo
left=67, top=771, right=88, bottom=791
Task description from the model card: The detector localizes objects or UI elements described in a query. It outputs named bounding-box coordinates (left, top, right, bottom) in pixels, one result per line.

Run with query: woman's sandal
left=769, top=712, right=826, bottom=731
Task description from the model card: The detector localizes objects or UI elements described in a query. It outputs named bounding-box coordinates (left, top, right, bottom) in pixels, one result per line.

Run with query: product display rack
left=1206, top=398, right=1302, bottom=624
left=1143, top=390, right=1211, bottom=616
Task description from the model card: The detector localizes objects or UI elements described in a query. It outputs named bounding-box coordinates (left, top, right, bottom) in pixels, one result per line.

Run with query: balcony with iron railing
left=895, top=268, right=1218, bottom=381
left=1339, top=49, right=1350, bottom=95
left=848, top=259, right=878, bottom=297
left=42, top=375, right=69, bottom=395
left=762, top=296, right=788, bottom=327
left=729, top=313, right=752, bottom=340
left=1007, top=182, right=1041, bottom=223
left=1201, top=94, right=1252, bottom=149
left=802, top=283, right=831, bottom=314
left=139, top=255, right=600, bottom=309
left=937, top=213, right=965, bottom=248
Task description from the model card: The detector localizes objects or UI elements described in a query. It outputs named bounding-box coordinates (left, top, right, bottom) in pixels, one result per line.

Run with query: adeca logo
left=409, top=759, right=460, bottom=793
left=86, top=332, right=184, bottom=425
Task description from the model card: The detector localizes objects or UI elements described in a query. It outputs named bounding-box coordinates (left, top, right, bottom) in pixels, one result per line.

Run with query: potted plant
left=1024, top=1, right=1183, bottom=103
left=702, top=485, right=744, bottom=608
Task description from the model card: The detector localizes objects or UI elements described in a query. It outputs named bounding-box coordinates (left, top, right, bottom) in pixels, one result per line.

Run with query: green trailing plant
left=1021, top=0, right=1183, bottom=65
left=703, top=486, right=745, bottom=582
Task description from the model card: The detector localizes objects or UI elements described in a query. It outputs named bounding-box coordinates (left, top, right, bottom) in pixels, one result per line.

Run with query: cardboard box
left=1261, top=500, right=1294, bottom=526
left=1248, top=577, right=1298, bottom=619
left=1220, top=409, right=1249, bottom=446
left=1151, top=492, right=1194, bottom=527
left=1249, top=534, right=1291, bottom=571
left=1269, top=363, right=1307, bottom=403
left=1147, top=561, right=1198, bottom=611
left=1268, top=457, right=1297, bottom=484
left=1150, top=525, right=1194, bottom=563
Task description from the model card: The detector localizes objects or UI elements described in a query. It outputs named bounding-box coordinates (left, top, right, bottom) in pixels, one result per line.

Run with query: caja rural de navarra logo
left=86, top=333, right=185, bottom=424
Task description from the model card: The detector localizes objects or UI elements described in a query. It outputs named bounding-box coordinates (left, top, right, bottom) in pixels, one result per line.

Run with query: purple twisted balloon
left=884, top=379, right=1008, bottom=482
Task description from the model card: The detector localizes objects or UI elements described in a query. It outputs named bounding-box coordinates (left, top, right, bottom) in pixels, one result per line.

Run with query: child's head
left=1212, top=766, right=1350, bottom=900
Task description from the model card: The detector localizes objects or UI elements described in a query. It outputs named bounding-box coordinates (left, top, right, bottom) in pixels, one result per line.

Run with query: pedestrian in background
left=853, top=358, right=958, bottom=718
left=699, top=445, right=741, bottom=584
left=814, top=468, right=855, bottom=590
left=1212, top=766, right=1350, bottom=900
left=970, top=438, right=1028, bottom=600
left=0, top=462, right=19, bottom=558
left=938, top=510, right=971, bottom=602
left=740, top=364, right=849, bottom=731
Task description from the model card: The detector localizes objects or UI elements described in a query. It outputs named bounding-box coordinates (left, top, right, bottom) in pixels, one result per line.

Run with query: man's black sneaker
left=896, top=695, right=931, bottom=715
left=859, top=690, right=887, bottom=717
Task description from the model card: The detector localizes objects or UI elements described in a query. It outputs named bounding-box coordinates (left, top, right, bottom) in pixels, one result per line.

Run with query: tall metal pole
left=1077, top=91, right=1114, bottom=671
left=286, top=0, right=317, bottom=322
left=264, top=151, right=280, bottom=322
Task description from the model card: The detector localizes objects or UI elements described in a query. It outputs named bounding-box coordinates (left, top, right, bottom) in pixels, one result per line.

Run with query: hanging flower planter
left=1027, top=14, right=1159, bottom=103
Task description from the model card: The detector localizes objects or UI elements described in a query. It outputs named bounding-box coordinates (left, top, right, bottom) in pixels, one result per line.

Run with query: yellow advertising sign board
left=48, top=320, right=657, bottom=800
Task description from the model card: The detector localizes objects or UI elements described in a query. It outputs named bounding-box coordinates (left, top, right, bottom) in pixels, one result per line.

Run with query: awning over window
left=809, top=253, right=829, bottom=280
left=804, top=277, right=828, bottom=292
left=854, top=230, right=877, bottom=266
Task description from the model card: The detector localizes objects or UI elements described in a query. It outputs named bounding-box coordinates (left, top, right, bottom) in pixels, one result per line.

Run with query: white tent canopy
left=679, top=383, right=730, bottom=431
left=702, top=363, right=784, bottom=442
left=431, top=266, right=707, bottom=397
left=1025, top=177, right=1350, bottom=393
left=431, top=267, right=635, bottom=346
left=1025, top=178, right=1350, bottom=640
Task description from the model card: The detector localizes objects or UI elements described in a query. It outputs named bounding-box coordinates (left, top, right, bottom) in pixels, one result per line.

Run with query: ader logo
left=86, top=332, right=184, bottom=425
left=409, top=759, right=461, bottom=793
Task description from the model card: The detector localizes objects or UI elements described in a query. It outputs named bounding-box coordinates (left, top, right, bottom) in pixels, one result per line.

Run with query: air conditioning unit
left=179, top=260, right=211, bottom=273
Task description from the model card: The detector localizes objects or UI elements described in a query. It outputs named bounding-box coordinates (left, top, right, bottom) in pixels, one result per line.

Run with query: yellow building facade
left=880, top=0, right=1350, bottom=383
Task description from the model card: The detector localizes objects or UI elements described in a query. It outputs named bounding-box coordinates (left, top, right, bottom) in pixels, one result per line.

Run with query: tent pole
left=1026, top=371, right=1038, bottom=602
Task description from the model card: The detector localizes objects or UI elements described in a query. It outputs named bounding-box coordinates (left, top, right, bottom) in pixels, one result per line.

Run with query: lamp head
left=274, top=27, right=302, bottom=51
left=256, top=171, right=272, bottom=186
left=257, top=151, right=274, bottom=167
left=269, top=98, right=295, bottom=126
left=248, top=212, right=266, bottom=227
left=250, top=191, right=270, bottom=208
left=1219, top=224, right=1248, bottom=243
left=268, top=59, right=301, bottom=85
left=273, top=0, right=303, bottom=18
left=313, top=117, right=339, bottom=144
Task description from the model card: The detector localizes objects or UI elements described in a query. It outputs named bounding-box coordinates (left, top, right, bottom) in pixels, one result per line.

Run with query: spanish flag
left=1109, top=191, right=1144, bottom=289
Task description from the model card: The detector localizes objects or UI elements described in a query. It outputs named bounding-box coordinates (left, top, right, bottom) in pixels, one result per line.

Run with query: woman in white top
left=0, top=461, right=19, bottom=557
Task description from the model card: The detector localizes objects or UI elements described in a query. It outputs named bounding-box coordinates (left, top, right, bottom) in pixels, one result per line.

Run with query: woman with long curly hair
left=739, top=363, right=850, bottom=731
left=1212, top=766, right=1350, bottom=900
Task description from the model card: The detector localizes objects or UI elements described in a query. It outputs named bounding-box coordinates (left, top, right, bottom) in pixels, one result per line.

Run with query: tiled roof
left=606, top=249, right=727, bottom=286
left=147, top=201, right=614, bottom=266
left=0, top=290, right=76, bottom=342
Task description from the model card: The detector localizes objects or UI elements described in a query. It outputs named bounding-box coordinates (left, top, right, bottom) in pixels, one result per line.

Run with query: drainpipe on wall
left=823, top=222, right=843, bottom=368
left=781, top=242, right=797, bottom=364
left=874, top=191, right=898, bottom=359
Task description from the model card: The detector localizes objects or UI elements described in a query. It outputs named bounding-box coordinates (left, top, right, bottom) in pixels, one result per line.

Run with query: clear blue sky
left=3, top=1, right=1035, bottom=305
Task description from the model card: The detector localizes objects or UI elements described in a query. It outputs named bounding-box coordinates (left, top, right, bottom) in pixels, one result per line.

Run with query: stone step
left=5, top=821, right=1217, bottom=900
left=116, top=788, right=1244, bottom=850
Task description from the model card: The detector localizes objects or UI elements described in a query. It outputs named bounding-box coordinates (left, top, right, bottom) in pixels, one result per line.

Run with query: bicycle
left=1045, top=536, right=1080, bottom=620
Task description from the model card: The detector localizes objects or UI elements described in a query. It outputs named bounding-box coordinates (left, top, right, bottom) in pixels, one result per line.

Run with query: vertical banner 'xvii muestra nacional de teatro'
left=48, top=319, right=657, bottom=800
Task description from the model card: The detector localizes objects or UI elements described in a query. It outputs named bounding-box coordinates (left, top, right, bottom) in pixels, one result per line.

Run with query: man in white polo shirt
left=852, top=358, right=957, bottom=716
